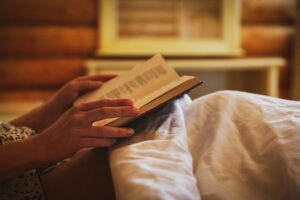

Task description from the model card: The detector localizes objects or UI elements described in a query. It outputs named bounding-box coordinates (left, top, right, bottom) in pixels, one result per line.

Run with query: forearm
left=0, top=134, right=48, bottom=181
left=41, top=148, right=115, bottom=200
left=10, top=102, right=60, bottom=133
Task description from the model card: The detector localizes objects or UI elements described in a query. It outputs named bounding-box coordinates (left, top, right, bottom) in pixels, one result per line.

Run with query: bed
left=109, top=91, right=300, bottom=200
left=43, top=90, right=300, bottom=200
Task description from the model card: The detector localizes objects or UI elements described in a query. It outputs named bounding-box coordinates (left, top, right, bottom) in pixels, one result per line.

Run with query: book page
left=134, top=76, right=194, bottom=108
left=93, top=76, right=196, bottom=126
left=76, top=54, right=179, bottom=104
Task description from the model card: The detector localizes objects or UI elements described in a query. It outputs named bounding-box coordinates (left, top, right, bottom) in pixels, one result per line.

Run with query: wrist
left=43, top=99, right=62, bottom=118
left=46, top=91, right=74, bottom=116
left=29, top=134, right=51, bottom=166
left=30, top=133, right=56, bottom=166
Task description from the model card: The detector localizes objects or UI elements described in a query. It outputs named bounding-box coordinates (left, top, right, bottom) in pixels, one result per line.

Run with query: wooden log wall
left=0, top=0, right=296, bottom=101
left=242, top=0, right=296, bottom=98
left=0, top=0, right=97, bottom=101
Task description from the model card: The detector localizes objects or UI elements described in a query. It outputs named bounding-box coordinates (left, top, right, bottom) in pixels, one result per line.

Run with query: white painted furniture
left=98, top=0, right=242, bottom=56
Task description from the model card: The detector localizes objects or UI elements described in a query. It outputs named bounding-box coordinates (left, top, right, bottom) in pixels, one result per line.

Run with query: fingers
left=77, top=74, right=117, bottom=82
left=84, top=126, right=134, bottom=138
left=62, top=75, right=116, bottom=100
left=78, top=99, right=134, bottom=111
left=80, top=138, right=117, bottom=148
left=73, top=75, right=116, bottom=95
left=79, top=126, right=135, bottom=148
left=75, top=80, right=102, bottom=94
left=86, top=106, right=139, bottom=123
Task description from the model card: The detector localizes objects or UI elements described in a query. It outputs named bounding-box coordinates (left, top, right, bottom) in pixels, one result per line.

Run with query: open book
left=76, top=54, right=202, bottom=127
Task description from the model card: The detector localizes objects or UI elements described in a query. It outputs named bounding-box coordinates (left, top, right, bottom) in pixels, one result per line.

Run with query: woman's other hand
left=47, top=74, right=116, bottom=116
left=10, top=74, right=116, bottom=132
left=37, top=98, right=139, bottom=164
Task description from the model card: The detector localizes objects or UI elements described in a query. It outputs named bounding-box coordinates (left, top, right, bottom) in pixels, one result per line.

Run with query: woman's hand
left=47, top=74, right=116, bottom=116
left=10, top=75, right=116, bottom=132
left=1, top=98, right=139, bottom=181
left=37, top=98, right=139, bottom=164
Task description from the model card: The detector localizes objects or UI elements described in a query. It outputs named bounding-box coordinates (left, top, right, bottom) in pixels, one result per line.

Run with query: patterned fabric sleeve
left=0, top=122, right=45, bottom=200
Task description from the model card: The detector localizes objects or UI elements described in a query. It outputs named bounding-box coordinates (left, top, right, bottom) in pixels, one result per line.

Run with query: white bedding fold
left=184, top=91, right=300, bottom=200
left=109, top=91, right=300, bottom=200
left=109, top=96, right=200, bottom=200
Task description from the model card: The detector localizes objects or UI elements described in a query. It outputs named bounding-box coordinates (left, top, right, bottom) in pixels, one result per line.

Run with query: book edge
left=106, top=77, right=202, bottom=127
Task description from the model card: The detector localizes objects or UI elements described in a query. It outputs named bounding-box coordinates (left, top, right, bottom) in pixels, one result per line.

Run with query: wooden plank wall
left=291, top=2, right=300, bottom=99
left=0, top=0, right=97, bottom=101
left=0, top=0, right=296, bottom=101
left=242, top=0, right=296, bottom=98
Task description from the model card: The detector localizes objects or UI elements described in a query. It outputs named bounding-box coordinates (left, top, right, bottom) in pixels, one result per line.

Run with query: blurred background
left=0, top=0, right=299, bottom=121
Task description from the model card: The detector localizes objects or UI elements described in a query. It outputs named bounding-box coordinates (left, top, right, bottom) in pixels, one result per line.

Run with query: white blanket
left=109, top=95, right=200, bottom=200
left=109, top=91, right=300, bottom=200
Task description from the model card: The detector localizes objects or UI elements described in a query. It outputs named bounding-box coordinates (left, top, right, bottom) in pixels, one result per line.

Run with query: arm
left=41, top=148, right=116, bottom=200
left=0, top=133, right=46, bottom=181
left=9, top=102, right=61, bottom=134
left=0, top=98, right=139, bottom=181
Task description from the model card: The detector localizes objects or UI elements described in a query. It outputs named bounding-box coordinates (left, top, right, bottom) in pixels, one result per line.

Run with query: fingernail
left=131, top=107, right=140, bottom=114
left=127, top=99, right=134, bottom=105
left=127, top=129, right=135, bottom=135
